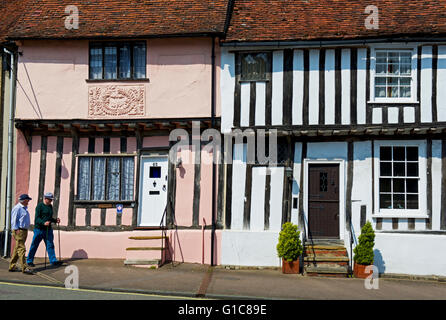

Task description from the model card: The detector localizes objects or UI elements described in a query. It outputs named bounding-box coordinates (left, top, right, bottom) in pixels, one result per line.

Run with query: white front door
left=138, top=156, right=169, bottom=226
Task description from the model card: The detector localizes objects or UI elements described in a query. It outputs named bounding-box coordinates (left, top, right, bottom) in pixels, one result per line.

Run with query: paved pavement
left=1, top=257, right=446, bottom=300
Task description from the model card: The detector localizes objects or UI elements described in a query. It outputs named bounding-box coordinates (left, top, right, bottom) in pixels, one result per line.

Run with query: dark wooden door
left=308, top=164, right=340, bottom=239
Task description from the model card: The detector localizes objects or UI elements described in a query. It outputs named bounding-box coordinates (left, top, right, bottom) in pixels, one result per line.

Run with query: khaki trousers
left=9, top=229, right=28, bottom=271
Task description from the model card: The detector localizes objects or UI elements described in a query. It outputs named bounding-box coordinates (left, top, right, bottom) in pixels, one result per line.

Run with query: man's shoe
left=8, top=267, right=17, bottom=272
left=50, top=261, right=63, bottom=266
left=22, top=268, right=34, bottom=275
left=27, top=262, right=35, bottom=267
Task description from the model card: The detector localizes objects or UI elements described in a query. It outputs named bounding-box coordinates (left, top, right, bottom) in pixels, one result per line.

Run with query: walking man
left=9, top=194, right=34, bottom=274
left=26, top=192, right=62, bottom=267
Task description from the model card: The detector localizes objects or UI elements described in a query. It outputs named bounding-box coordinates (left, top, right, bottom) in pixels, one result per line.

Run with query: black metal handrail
left=348, top=213, right=355, bottom=276
left=159, top=197, right=175, bottom=267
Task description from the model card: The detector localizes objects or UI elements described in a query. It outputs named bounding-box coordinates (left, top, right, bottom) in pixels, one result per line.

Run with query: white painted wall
left=269, top=167, right=284, bottom=231
left=374, top=233, right=446, bottom=276
left=250, top=167, right=266, bottom=231
left=421, top=45, right=433, bottom=123
left=292, top=50, right=304, bottom=125
left=309, top=49, right=319, bottom=125
left=325, top=49, right=336, bottom=125
left=432, top=140, right=442, bottom=231
left=341, top=49, right=351, bottom=125
left=351, top=141, right=373, bottom=244
left=291, top=142, right=303, bottom=226
left=231, top=143, right=247, bottom=230
left=220, top=48, right=235, bottom=133
left=221, top=230, right=281, bottom=267
left=240, top=82, right=250, bottom=127
left=307, top=142, right=348, bottom=160
left=255, top=82, right=266, bottom=126
left=437, top=46, right=446, bottom=122
left=272, top=50, right=284, bottom=125
left=357, top=48, right=367, bottom=125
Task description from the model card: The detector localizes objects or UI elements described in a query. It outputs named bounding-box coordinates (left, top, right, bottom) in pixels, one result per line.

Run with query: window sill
left=372, top=214, right=429, bottom=219
left=86, top=78, right=150, bottom=83
left=367, top=101, right=420, bottom=105
left=74, top=200, right=134, bottom=205
left=239, top=80, right=269, bottom=83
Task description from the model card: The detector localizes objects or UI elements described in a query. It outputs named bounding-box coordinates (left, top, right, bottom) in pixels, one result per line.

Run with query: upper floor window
left=240, top=52, right=270, bottom=81
left=89, top=42, right=146, bottom=80
left=371, top=48, right=417, bottom=103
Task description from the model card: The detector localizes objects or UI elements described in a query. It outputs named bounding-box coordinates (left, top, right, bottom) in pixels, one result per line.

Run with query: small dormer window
left=89, top=42, right=146, bottom=80
left=240, top=52, right=270, bottom=81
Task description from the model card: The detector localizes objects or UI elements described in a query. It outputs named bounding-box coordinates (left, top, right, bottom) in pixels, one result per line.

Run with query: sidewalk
left=1, top=257, right=446, bottom=300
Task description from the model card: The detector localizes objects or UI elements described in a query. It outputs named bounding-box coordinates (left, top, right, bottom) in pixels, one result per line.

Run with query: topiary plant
left=277, top=222, right=303, bottom=262
left=353, top=221, right=375, bottom=265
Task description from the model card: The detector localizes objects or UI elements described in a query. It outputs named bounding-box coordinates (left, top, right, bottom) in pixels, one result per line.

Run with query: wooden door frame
left=303, top=159, right=345, bottom=240
left=137, top=152, right=169, bottom=227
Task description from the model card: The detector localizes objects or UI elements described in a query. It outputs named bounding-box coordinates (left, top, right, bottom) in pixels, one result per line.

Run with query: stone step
left=129, top=236, right=169, bottom=240
left=305, top=265, right=349, bottom=277
left=305, top=245, right=346, bottom=251
left=126, top=247, right=164, bottom=251
left=124, top=259, right=161, bottom=266
left=305, top=249, right=348, bottom=256
left=304, top=255, right=349, bottom=262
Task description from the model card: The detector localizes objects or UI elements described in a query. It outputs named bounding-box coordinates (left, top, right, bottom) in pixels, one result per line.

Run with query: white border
left=303, top=159, right=345, bottom=240
left=369, top=44, right=419, bottom=104
left=373, top=140, right=427, bottom=217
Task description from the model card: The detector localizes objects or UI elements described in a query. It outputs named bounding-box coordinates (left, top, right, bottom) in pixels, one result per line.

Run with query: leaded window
left=77, top=156, right=135, bottom=201
left=241, top=52, right=269, bottom=81
left=89, top=42, right=146, bottom=80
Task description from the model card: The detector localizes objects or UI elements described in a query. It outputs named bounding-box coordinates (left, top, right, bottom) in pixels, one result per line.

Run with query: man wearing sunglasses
left=26, top=192, right=62, bottom=267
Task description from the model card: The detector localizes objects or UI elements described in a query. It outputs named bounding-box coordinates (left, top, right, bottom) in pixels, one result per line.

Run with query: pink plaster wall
left=174, top=146, right=194, bottom=226
left=27, top=136, right=41, bottom=223
left=26, top=229, right=221, bottom=265
left=110, top=138, right=120, bottom=154
left=76, top=208, right=86, bottom=227
left=199, top=149, right=213, bottom=226
left=16, top=38, right=214, bottom=120
left=43, top=136, right=57, bottom=196
left=15, top=130, right=31, bottom=201
left=58, top=138, right=72, bottom=226
left=142, top=136, right=169, bottom=148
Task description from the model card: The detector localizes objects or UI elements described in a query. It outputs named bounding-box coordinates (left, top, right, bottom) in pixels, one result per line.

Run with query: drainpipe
left=210, top=36, right=216, bottom=266
left=3, top=47, right=17, bottom=257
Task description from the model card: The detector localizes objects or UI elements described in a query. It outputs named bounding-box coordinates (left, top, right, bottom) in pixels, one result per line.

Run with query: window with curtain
left=77, top=156, right=135, bottom=201
left=89, top=42, right=146, bottom=80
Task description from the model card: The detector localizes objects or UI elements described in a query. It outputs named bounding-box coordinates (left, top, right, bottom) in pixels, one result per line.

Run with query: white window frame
left=370, top=45, right=418, bottom=104
left=373, top=140, right=428, bottom=218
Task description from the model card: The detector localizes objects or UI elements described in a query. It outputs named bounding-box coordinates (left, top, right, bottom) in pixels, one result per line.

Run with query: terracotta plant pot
left=354, top=262, right=373, bottom=278
left=282, top=258, right=300, bottom=274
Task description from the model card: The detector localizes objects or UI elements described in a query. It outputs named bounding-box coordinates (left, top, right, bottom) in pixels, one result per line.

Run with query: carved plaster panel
left=88, top=85, right=145, bottom=117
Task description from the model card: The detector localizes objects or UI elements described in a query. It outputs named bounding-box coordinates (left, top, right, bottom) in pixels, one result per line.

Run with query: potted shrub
left=277, top=222, right=303, bottom=274
left=353, top=221, right=376, bottom=278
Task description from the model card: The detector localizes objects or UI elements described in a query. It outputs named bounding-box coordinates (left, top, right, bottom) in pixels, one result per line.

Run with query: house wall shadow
left=374, top=249, right=386, bottom=274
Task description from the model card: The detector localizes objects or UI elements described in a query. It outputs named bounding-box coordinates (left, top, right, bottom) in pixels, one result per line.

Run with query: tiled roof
left=0, top=0, right=32, bottom=43
left=5, top=0, right=229, bottom=40
left=225, top=0, right=446, bottom=42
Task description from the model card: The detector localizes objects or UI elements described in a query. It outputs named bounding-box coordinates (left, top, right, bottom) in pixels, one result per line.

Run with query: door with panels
left=138, top=155, right=169, bottom=227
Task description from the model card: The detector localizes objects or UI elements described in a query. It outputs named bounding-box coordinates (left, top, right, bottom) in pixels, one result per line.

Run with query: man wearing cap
left=9, top=194, right=34, bottom=274
left=26, top=192, right=62, bottom=267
